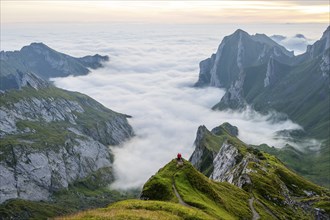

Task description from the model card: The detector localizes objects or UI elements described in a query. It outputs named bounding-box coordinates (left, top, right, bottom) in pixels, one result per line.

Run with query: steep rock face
left=207, top=27, right=330, bottom=140
left=189, top=123, right=239, bottom=176
left=0, top=86, right=134, bottom=204
left=0, top=43, right=109, bottom=91
left=320, top=48, right=330, bottom=78
left=189, top=126, right=217, bottom=175
left=194, top=55, right=215, bottom=87
left=190, top=123, right=330, bottom=219
left=0, top=136, right=112, bottom=203
left=296, top=26, right=330, bottom=63
left=214, top=73, right=246, bottom=110
left=210, top=143, right=239, bottom=182
left=195, top=29, right=293, bottom=88
left=210, top=142, right=257, bottom=188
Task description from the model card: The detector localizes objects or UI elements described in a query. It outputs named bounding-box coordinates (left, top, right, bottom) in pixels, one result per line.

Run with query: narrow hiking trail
left=172, top=183, right=191, bottom=207
left=172, top=162, right=191, bottom=207
left=255, top=199, right=279, bottom=220
left=249, top=197, right=260, bottom=220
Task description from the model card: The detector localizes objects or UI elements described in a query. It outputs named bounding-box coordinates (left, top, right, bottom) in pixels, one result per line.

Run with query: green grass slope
left=142, top=159, right=252, bottom=220
left=59, top=159, right=252, bottom=220
left=59, top=155, right=330, bottom=219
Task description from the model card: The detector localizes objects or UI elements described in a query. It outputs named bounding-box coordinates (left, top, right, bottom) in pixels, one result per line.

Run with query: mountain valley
left=0, top=26, right=329, bottom=220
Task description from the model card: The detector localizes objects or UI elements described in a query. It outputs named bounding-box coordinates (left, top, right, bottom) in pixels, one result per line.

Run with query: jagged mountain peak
left=226, top=29, right=293, bottom=57
left=195, top=28, right=293, bottom=88
left=230, top=28, right=250, bottom=39
left=20, top=42, right=59, bottom=56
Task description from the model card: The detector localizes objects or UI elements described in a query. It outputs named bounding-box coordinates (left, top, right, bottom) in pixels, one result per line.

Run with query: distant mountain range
left=196, top=26, right=329, bottom=141
left=0, top=42, right=108, bottom=91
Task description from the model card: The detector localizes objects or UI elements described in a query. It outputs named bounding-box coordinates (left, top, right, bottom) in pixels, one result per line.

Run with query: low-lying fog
left=3, top=23, right=325, bottom=189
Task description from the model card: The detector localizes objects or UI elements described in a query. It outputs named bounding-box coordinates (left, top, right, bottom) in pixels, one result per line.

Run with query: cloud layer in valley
left=49, top=25, right=316, bottom=189
left=2, top=23, right=324, bottom=189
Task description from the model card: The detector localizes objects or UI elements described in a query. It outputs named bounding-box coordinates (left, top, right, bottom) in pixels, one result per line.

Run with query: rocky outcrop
left=189, top=123, right=330, bottom=219
left=264, top=57, right=275, bottom=87
left=0, top=86, right=134, bottom=204
left=0, top=136, right=113, bottom=203
left=210, top=143, right=239, bottom=182
left=320, top=49, right=330, bottom=78
left=194, top=55, right=215, bottom=87
left=0, top=96, right=83, bottom=136
left=215, top=73, right=246, bottom=110
left=210, top=142, right=257, bottom=188
left=194, top=29, right=293, bottom=89
left=0, top=90, right=133, bottom=144
left=189, top=123, right=240, bottom=176
left=0, top=43, right=109, bottom=91
left=189, top=126, right=216, bottom=173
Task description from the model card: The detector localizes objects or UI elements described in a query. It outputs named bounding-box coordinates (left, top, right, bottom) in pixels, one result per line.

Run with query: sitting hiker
left=177, top=153, right=182, bottom=161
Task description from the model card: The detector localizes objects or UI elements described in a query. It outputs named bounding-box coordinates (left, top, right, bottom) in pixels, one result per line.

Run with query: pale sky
left=1, top=1, right=329, bottom=24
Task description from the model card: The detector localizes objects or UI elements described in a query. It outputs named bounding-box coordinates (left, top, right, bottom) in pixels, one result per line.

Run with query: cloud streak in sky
left=1, top=1, right=329, bottom=24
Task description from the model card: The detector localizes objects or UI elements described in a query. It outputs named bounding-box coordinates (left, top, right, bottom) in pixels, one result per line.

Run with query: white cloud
left=270, top=34, right=316, bottom=55
left=51, top=31, right=307, bottom=189
left=3, top=23, right=321, bottom=189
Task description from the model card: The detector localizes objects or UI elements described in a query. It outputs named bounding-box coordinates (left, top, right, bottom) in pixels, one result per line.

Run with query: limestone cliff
left=0, top=85, right=134, bottom=204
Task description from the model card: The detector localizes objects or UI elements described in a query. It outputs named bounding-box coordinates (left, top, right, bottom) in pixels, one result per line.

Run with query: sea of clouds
left=2, top=23, right=327, bottom=189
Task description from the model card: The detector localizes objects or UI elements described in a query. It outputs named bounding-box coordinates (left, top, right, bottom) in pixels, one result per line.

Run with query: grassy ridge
left=61, top=159, right=251, bottom=220
left=54, top=156, right=330, bottom=220
left=174, top=161, right=251, bottom=219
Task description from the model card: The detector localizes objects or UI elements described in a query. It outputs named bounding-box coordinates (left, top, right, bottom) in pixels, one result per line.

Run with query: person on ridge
left=177, top=153, right=183, bottom=166
left=177, top=153, right=182, bottom=161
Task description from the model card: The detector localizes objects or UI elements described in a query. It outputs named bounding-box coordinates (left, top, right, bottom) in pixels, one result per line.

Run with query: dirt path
left=255, top=200, right=279, bottom=220
left=172, top=183, right=191, bottom=207
left=249, top=197, right=260, bottom=220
